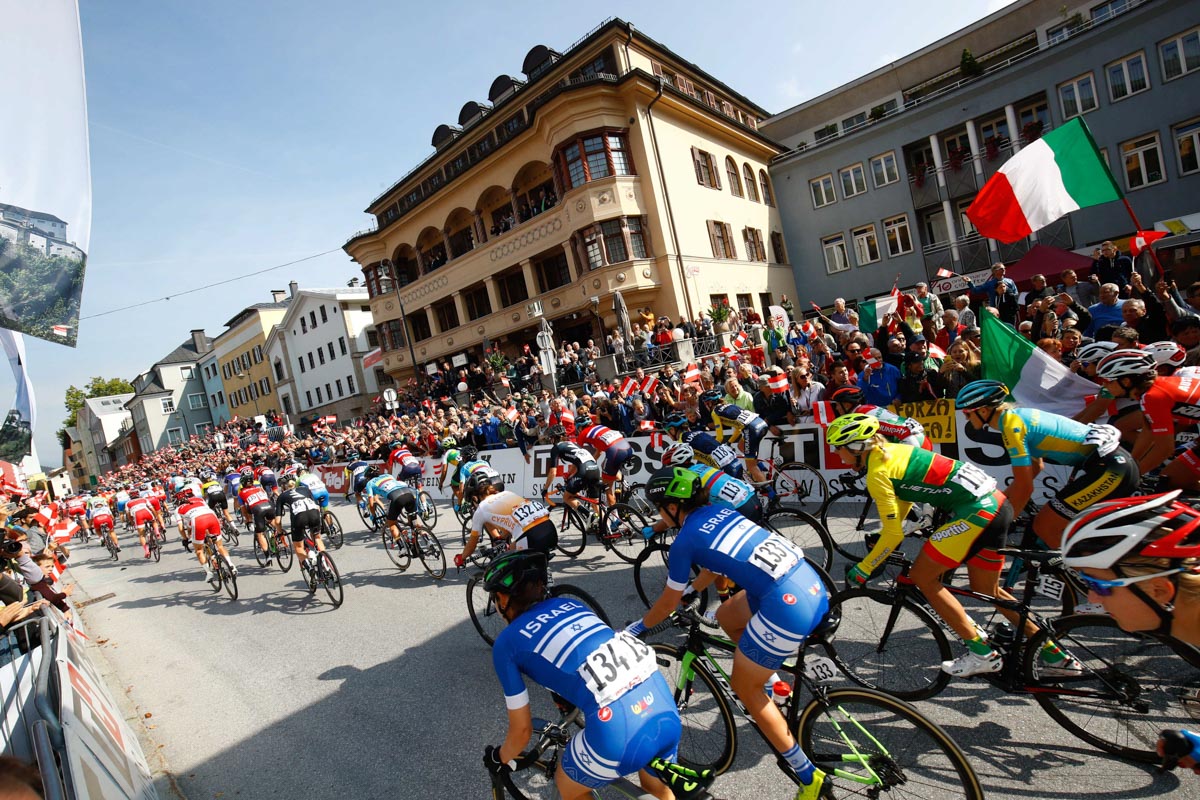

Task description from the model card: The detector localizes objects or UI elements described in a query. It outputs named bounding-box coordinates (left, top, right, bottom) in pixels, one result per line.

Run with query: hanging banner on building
left=0, top=0, right=91, bottom=346
left=0, top=330, right=35, bottom=460
left=363, top=347, right=383, bottom=368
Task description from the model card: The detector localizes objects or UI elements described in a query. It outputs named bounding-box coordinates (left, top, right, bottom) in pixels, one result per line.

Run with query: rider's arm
left=1000, top=414, right=1040, bottom=514
left=1133, top=402, right=1174, bottom=472
left=1072, top=394, right=1114, bottom=424
left=1006, top=463, right=1041, bottom=515
left=859, top=468, right=912, bottom=576
left=640, top=537, right=696, bottom=629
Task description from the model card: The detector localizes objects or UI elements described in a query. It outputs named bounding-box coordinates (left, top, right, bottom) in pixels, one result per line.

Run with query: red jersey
left=1139, top=375, right=1200, bottom=435
left=387, top=447, right=419, bottom=471
left=576, top=424, right=625, bottom=451
left=238, top=486, right=271, bottom=509
left=126, top=496, right=152, bottom=515
left=65, top=497, right=86, bottom=514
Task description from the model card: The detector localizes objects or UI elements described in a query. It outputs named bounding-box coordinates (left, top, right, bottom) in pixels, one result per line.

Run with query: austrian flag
left=619, top=376, right=638, bottom=396
left=732, top=331, right=749, bottom=349
left=683, top=363, right=701, bottom=384
left=935, top=268, right=955, bottom=278
left=767, top=373, right=789, bottom=394
left=640, top=375, right=659, bottom=396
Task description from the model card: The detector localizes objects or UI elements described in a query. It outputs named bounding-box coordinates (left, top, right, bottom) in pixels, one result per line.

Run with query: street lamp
left=381, top=259, right=423, bottom=393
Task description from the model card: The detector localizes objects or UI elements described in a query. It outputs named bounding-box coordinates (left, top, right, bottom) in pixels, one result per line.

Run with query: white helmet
left=661, top=442, right=694, bottom=467
left=1146, top=341, right=1187, bottom=369
left=1095, top=349, right=1156, bottom=381
left=1062, top=490, right=1200, bottom=569
left=1076, top=341, right=1117, bottom=363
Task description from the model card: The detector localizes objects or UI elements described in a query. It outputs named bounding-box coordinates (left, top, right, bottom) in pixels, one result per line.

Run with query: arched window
left=759, top=170, right=775, bottom=207
left=725, top=157, right=743, bottom=197
left=743, top=164, right=759, bottom=202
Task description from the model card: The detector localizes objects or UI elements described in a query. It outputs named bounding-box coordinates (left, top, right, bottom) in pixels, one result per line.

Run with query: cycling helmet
left=364, top=465, right=382, bottom=479
left=546, top=425, right=566, bottom=440
left=955, top=380, right=1010, bottom=410
left=482, top=550, right=548, bottom=594
left=459, top=445, right=479, bottom=462
left=1076, top=340, right=1118, bottom=364
left=662, top=413, right=690, bottom=432
left=441, top=436, right=457, bottom=449
left=445, top=448, right=461, bottom=465
left=1095, top=350, right=1156, bottom=381
left=829, top=386, right=864, bottom=407
left=661, top=442, right=694, bottom=467
left=645, top=466, right=705, bottom=510
left=1146, top=341, right=1187, bottom=369
left=1063, top=490, right=1200, bottom=569
left=239, top=467, right=254, bottom=481
left=465, top=469, right=504, bottom=498
left=345, top=449, right=360, bottom=461
left=825, top=413, right=881, bottom=449
left=697, top=389, right=723, bottom=416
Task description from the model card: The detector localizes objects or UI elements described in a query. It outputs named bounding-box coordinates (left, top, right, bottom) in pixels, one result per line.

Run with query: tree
left=55, top=376, right=134, bottom=448
left=960, top=48, right=983, bottom=79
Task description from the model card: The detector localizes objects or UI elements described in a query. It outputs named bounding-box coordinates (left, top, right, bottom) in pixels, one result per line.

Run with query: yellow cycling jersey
left=469, top=491, right=550, bottom=545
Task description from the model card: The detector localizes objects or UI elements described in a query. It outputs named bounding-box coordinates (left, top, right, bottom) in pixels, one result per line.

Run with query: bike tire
left=773, top=460, right=829, bottom=511
left=600, top=502, right=653, bottom=564
left=382, top=526, right=411, bottom=571
left=207, top=555, right=222, bottom=592
left=795, top=686, right=983, bottom=800
left=549, top=584, right=611, bottom=627
left=820, top=488, right=878, bottom=563
left=220, top=556, right=238, bottom=601
left=998, top=557, right=1081, bottom=621
left=414, top=524, right=447, bottom=580
left=553, top=505, right=587, bottom=558
left=356, top=499, right=375, bottom=531
left=253, top=535, right=269, bottom=567
left=454, top=500, right=474, bottom=527
left=276, top=536, right=294, bottom=572
left=419, top=491, right=438, bottom=528
left=460, top=518, right=494, bottom=570
left=317, top=552, right=343, bottom=607
left=762, top=508, right=834, bottom=572
left=820, top=586, right=953, bottom=701
left=619, top=482, right=656, bottom=517
left=151, top=539, right=161, bottom=563
left=323, top=512, right=345, bottom=549
left=467, top=573, right=505, bottom=647
left=650, top=643, right=738, bottom=775
left=1024, top=613, right=1200, bottom=763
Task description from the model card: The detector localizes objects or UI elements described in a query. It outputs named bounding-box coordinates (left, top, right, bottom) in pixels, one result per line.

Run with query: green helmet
left=825, top=413, right=880, bottom=449
left=482, top=550, right=548, bottom=594
left=445, top=448, right=462, bottom=465
left=645, top=466, right=704, bottom=510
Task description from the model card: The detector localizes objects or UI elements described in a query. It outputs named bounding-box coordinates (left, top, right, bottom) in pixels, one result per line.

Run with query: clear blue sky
left=19, top=0, right=1013, bottom=466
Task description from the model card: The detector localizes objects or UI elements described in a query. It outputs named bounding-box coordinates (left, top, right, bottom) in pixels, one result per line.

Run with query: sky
left=8, top=0, right=1017, bottom=467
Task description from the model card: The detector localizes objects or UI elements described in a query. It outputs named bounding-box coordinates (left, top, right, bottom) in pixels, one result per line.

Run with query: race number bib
left=512, top=500, right=548, bottom=528
left=749, top=534, right=802, bottom=580
left=292, top=497, right=319, bottom=513
left=577, top=632, right=657, bottom=707
left=714, top=480, right=750, bottom=507
left=950, top=463, right=996, bottom=498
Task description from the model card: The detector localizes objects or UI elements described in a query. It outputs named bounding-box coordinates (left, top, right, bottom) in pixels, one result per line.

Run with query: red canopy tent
left=1003, top=244, right=1095, bottom=289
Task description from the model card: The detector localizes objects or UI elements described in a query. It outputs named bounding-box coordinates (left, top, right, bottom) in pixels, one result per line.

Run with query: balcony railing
left=923, top=233, right=994, bottom=277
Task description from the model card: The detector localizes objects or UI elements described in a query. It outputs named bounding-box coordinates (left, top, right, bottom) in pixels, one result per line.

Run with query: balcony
left=908, top=167, right=940, bottom=208
left=923, top=233, right=993, bottom=278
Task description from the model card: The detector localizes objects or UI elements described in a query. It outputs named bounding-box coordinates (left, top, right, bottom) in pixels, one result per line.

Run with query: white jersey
left=182, top=503, right=218, bottom=530
left=469, top=492, right=550, bottom=549
left=299, top=474, right=327, bottom=494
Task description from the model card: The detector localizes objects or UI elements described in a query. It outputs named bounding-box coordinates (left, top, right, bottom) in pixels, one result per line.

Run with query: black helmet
left=697, top=389, right=722, bottom=416
left=546, top=424, right=566, bottom=440
left=465, top=468, right=504, bottom=498
left=662, top=413, right=689, bottom=432
left=830, top=386, right=864, bottom=407
left=460, top=445, right=479, bottom=462
left=364, top=465, right=382, bottom=479
left=482, top=550, right=548, bottom=594
left=645, top=466, right=705, bottom=510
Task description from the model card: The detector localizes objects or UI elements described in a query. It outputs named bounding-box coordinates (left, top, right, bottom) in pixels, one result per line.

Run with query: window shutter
left=652, top=61, right=663, bottom=77
left=692, top=147, right=707, bottom=187
left=706, top=221, right=719, bottom=258
left=703, top=90, right=717, bottom=108
left=723, top=223, right=735, bottom=258
left=742, top=228, right=752, bottom=260
left=754, top=229, right=766, bottom=261
left=710, top=153, right=721, bottom=189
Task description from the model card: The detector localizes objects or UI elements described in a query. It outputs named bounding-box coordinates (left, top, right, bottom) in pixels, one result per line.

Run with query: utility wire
left=80, top=248, right=344, bottom=320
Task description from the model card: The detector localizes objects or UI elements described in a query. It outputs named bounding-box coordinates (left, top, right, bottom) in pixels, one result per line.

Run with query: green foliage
left=959, top=48, right=983, bottom=78
left=0, top=237, right=85, bottom=346
left=55, top=376, right=134, bottom=450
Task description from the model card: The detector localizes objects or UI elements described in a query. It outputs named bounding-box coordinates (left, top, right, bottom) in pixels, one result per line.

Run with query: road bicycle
left=147, top=523, right=162, bottom=563
left=320, top=507, right=344, bottom=549
left=487, top=695, right=717, bottom=799
left=549, top=483, right=645, bottom=564
left=101, top=529, right=120, bottom=561
left=378, top=509, right=447, bottom=580
left=220, top=515, right=240, bottom=548
left=760, top=437, right=829, bottom=514
left=401, top=474, right=438, bottom=529
left=297, top=531, right=344, bottom=608
left=200, top=533, right=238, bottom=601
left=253, top=527, right=295, bottom=572
left=821, top=546, right=1200, bottom=763
left=650, top=605, right=982, bottom=798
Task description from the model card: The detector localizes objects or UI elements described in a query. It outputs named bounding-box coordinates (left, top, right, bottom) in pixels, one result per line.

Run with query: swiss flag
left=619, top=377, right=638, bottom=396
left=640, top=375, right=659, bottom=396
left=683, top=363, right=700, bottom=384
left=767, top=373, right=789, bottom=394
left=1130, top=230, right=1168, bottom=257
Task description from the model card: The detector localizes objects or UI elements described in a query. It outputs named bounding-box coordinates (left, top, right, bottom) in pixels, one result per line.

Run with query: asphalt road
left=64, top=498, right=1198, bottom=800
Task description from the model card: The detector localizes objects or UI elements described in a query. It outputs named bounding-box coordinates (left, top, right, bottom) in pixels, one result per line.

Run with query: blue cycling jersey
left=680, top=431, right=743, bottom=478
left=365, top=475, right=402, bottom=497
left=666, top=505, right=806, bottom=595
left=347, top=460, right=369, bottom=479
left=999, top=407, right=1095, bottom=468
left=688, top=464, right=752, bottom=510
left=223, top=472, right=241, bottom=495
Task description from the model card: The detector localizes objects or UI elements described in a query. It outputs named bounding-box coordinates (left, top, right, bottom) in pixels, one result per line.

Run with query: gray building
left=763, top=0, right=1200, bottom=304
left=125, top=330, right=215, bottom=452
left=74, top=394, right=133, bottom=487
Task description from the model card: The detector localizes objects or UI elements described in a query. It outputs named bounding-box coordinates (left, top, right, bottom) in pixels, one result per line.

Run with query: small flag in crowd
left=500, top=376, right=510, bottom=387
left=648, top=431, right=665, bottom=449
left=812, top=401, right=836, bottom=427
left=505, top=407, right=519, bottom=422
left=857, top=283, right=902, bottom=334
left=683, top=363, right=700, bottom=384
left=935, top=268, right=955, bottom=278
left=620, top=376, right=638, bottom=396
left=52, top=325, right=71, bottom=337
left=1130, top=230, right=1168, bottom=257
left=640, top=375, right=658, bottom=396
left=732, top=331, right=749, bottom=349
left=638, top=420, right=656, bottom=432
left=721, top=345, right=740, bottom=361
left=864, top=352, right=882, bottom=368
left=928, top=343, right=947, bottom=360
left=767, top=372, right=789, bottom=394
left=799, top=320, right=815, bottom=336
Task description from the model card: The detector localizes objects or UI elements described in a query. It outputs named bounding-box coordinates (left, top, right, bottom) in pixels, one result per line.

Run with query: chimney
left=190, top=329, right=211, bottom=355
left=270, top=289, right=286, bottom=303
left=289, top=280, right=299, bottom=298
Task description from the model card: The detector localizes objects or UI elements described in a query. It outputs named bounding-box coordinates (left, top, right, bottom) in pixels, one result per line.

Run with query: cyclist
left=201, top=470, right=235, bottom=527
left=576, top=421, right=634, bottom=511
left=114, top=485, right=131, bottom=522
left=297, top=465, right=330, bottom=509
left=64, top=494, right=88, bottom=536
left=1146, top=340, right=1189, bottom=377
left=178, top=493, right=234, bottom=582
left=663, top=413, right=743, bottom=479
left=630, top=466, right=829, bottom=800
left=656, top=443, right=762, bottom=523
left=1061, top=489, right=1200, bottom=775
left=484, top=550, right=681, bottom=800
left=828, top=386, right=928, bottom=448
left=699, top=389, right=770, bottom=484
left=87, top=494, right=117, bottom=551
left=1095, top=349, right=1200, bottom=488
left=456, top=469, right=556, bottom=568
left=436, top=437, right=460, bottom=493
left=236, top=470, right=277, bottom=557
left=956, top=379, right=1139, bottom=548
left=124, top=492, right=157, bottom=559
left=362, top=465, right=419, bottom=550
left=255, top=459, right=278, bottom=496
left=825, top=413, right=1078, bottom=678
left=450, top=446, right=489, bottom=513
left=273, top=476, right=327, bottom=567
left=221, top=464, right=242, bottom=500
left=541, top=425, right=603, bottom=520
left=387, top=441, right=424, bottom=488
left=344, top=449, right=371, bottom=501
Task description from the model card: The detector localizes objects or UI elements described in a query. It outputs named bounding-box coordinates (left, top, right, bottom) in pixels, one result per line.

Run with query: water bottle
left=763, top=672, right=783, bottom=697
left=990, top=622, right=1015, bottom=652
left=771, top=680, right=792, bottom=707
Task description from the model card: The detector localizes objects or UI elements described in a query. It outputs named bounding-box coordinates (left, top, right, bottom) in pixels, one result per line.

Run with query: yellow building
left=212, top=292, right=290, bottom=419
left=344, top=18, right=796, bottom=379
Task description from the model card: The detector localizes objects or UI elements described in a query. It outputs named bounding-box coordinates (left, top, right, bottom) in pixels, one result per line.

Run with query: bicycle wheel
left=821, top=587, right=953, bottom=701
left=253, top=535, right=269, bottom=567
left=549, top=584, right=611, bottom=627
left=600, top=502, right=653, bottom=564
left=467, top=573, right=506, bottom=646
left=219, top=556, right=238, bottom=601
left=650, top=644, right=738, bottom=775
left=773, top=461, right=829, bottom=511
left=1024, top=613, right=1200, bottom=763
left=323, top=512, right=345, bottom=549
left=316, top=552, right=343, bottom=607
left=207, top=554, right=222, bottom=592
left=356, top=499, right=374, bottom=531
left=996, top=558, right=1080, bottom=621
left=150, top=537, right=161, bottom=563
left=418, top=491, right=438, bottom=528
left=382, top=526, right=411, bottom=571
left=632, top=544, right=709, bottom=613
left=762, top=509, right=834, bottom=572
left=620, top=482, right=656, bottom=517
left=222, top=519, right=240, bottom=547
left=414, top=525, right=447, bottom=580
left=553, top=505, right=587, bottom=558
left=459, top=518, right=495, bottom=570
left=795, top=687, right=983, bottom=800
left=454, top=499, right=474, bottom=527
left=820, top=489, right=878, bottom=563
left=275, top=536, right=294, bottom=572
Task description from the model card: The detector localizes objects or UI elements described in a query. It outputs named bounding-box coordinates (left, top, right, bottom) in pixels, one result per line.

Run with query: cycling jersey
left=451, top=459, right=491, bottom=487
left=666, top=505, right=828, bottom=670
left=298, top=473, right=329, bottom=507
left=1139, top=375, right=1200, bottom=436
left=576, top=424, right=625, bottom=450
left=179, top=498, right=220, bottom=542
left=126, top=496, right=155, bottom=525
left=237, top=485, right=272, bottom=510
left=275, top=485, right=321, bottom=540
left=852, top=404, right=927, bottom=449
left=85, top=497, right=109, bottom=515
left=387, top=447, right=421, bottom=473
left=548, top=442, right=598, bottom=474
left=115, top=490, right=131, bottom=512
left=711, top=404, right=769, bottom=460
left=469, top=492, right=553, bottom=551
left=680, top=431, right=743, bottom=478
left=687, top=464, right=758, bottom=520
left=65, top=497, right=86, bottom=516
left=491, top=597, right=679, bottom=788
left=223, top=471, right=242, bottom=495
left=202, top=479, right=226, bottom=497
left=366, top=474, right=416, bottom=521
left=365, top=475, right=403, bottom=498
left=345, top=460, right=370, bottom=493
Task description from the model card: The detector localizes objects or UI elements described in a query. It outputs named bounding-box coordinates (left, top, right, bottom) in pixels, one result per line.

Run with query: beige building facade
left=344, top=19, right=797, bottom=380
left=211, top=294, right=289, bottom=419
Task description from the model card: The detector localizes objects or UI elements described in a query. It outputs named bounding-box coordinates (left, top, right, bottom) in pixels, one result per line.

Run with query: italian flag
left=966, top=118, right=1121, bottom=243
left=857, top=286, right=901, bottom=334
left=980, top=312, right=1093, bottom=416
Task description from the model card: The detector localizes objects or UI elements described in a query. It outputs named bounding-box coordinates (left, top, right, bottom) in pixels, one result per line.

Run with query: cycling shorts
left=311, top=489, right=330, bottom=509
left=132, top=509, right=155, bottom=528
left=1047, top=449, right=1139, bottom=519
left=601, top=443, right=634, bottom=481
left=559, top=672, right=681, bottom=790
left=740, top=419, right=769, bottom=460
left=116, top=499, right=128, bottom=513
left=513, top=519, right=557, bottom=556
left=740, top=558, right=829, bottom=670
left=192, top=515, right=221, bottom=543
left=353, top=475, right=368, bottom=495
left=385, top=488, right=417, bottom=522
left=67, top=507, right=85, bottom=517
left=398, top=463, right=423, bottom=482
left=92, top=515, right=114, bottom=533
left=734, top=493, right=763, bottom=525
left=921, top=491, right=1012, bottom=573
left=205, top=492, right=228, bottom=511
left=249, top=504, right=277, bottom=533
left=564, top=463, right=603, bottom=496
left=1176, top=440, right=1200, bottom=478
left=259, top=473, right=278, bottom=491
left=288, top=508, right=321, bottom=543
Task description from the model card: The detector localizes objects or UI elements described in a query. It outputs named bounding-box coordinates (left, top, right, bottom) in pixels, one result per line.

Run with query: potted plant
left=947, top=147, right=967, bottom=172
left=914, top=161, right=929, bottom=187
left=1022, top=120, right=1044, bottom=144
left=960, top=48, right=984, bottom=79
left=985, top=137, right=1001, bottom=161
left=816, top=123, right=838, bottom=141
left=484, top=347, right=508, bottom=373
left=869, top=105, right=887, bottom=122
left=706, top=299, right=733, bottom=333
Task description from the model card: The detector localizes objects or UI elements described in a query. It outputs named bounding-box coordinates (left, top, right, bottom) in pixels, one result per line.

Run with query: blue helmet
left=956, top=380, right=1009, bottom=410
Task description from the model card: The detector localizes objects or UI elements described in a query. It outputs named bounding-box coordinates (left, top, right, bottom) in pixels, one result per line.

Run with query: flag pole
left=1119, top=198, right=1167, bottom=278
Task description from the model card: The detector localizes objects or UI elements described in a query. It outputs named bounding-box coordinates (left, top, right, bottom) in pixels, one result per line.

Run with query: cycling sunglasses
left=1071, top=567, right=1186, bottom=596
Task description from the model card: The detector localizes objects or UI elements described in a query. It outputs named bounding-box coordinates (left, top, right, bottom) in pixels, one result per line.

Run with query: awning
left=1005, top=244, right=1094, bottom=286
